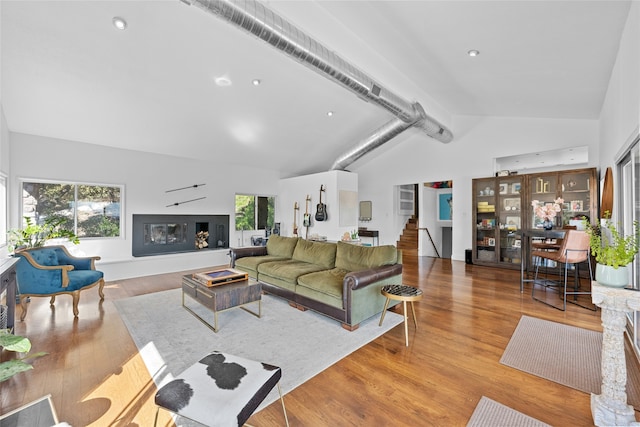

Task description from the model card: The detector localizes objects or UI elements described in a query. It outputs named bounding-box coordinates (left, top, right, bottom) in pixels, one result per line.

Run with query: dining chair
left=531, top=230, right=595, bottom=311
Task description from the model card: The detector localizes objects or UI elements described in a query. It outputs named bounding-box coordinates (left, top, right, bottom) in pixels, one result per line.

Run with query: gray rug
left=114, top=288, right=403, bottom=416
left=467, top=396, right=551, bottom=427
left=500, top=315, right=640, bottom=410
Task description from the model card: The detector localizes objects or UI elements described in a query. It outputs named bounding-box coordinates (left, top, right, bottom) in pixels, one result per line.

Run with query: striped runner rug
left=466, top=396, right=551, bottom=427
left=500, top=315, right=640, bottom=410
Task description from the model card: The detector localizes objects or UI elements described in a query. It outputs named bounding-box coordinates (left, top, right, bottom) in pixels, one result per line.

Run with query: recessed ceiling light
left=112, top=17, right=128, bottom=30
left=214, top=75, right=232, bottom=87
left=467, top=49, right=479, bottom=57
left=327, top=111, right=334, bottom=117
left=252, top=79, right=261, bottom=86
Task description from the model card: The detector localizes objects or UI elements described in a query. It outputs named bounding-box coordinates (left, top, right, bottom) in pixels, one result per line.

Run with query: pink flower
left=531, top=198, right=564, bottom=221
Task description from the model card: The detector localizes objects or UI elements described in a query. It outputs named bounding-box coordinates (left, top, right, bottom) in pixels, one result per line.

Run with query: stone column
left=591, top=281, right=640, bottom=426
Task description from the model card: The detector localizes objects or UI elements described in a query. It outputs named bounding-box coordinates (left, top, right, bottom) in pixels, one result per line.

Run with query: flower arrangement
left=531, top=198, right=564, bottom=221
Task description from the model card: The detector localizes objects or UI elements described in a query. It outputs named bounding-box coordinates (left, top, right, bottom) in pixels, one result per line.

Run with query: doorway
left=421, top=181, right=453, bottom=258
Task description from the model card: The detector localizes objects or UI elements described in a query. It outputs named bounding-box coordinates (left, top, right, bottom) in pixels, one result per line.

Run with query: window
left=21, top=180, right=123, bottom=238
left=0, top=173, right=6, bottom=247
left=235, top=194, right=275, bottom=231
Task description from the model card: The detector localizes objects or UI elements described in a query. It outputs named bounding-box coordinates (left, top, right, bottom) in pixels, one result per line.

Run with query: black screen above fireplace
left=132, top=214, right=229, bottom=257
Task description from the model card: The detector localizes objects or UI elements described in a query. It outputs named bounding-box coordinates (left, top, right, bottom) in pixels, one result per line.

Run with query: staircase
left=397, top=216, right=418, bottom=256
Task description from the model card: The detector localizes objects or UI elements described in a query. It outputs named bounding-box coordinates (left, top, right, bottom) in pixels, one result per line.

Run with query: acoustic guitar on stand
left=293, top=202, right=299, bottom=237
left=315, top=185, right=327, bottom=221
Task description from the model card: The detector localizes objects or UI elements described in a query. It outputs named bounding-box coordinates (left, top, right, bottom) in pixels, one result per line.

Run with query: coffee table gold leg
left=379, top=297, right=391, bottom=327
left=403, top=300, right=409, bottom=346
left=213, top=311, right=219, bottom=333
left=410, top=301, right=418, bottom=329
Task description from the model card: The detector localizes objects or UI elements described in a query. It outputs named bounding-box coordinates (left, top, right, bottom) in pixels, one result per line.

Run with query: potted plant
left=584, top=217, right=640, bottom=287
left=0, top=330, right=47, bottom=382
left=8, top=216, right=79, bottom=253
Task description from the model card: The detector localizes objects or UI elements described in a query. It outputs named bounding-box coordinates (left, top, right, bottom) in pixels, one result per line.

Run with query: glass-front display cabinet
left=527, top=167, right=597, bottom=229
left=472, top=167, right=597, bottom=270
left=472, top=176, right=524, bottom=268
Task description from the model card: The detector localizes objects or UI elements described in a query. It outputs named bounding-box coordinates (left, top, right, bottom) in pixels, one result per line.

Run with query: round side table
left=379, top=284, right=423, bottom=346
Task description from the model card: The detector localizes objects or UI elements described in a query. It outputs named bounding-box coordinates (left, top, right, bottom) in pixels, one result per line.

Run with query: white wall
left=354, top=116, right=600, bottom=261
left=9, top=132, right=281, bottom=280
left=599, top=1, right=640, bottom=218
left=419, top=186, right=444, bottom=257
left=278, top=170, right=358, bottom=241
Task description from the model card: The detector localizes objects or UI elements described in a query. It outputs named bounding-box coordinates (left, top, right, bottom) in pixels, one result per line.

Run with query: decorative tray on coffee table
left=191, top=268, right=248, bottom=287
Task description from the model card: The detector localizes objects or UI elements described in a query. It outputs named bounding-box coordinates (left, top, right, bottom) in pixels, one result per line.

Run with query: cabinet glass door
left=530, top=174, right=559, bottom=228
left=561, top=171, right=592, bottom=225
left=475, top=179, right=497, bottom=263
left=498, top=177, right=523, bottom=265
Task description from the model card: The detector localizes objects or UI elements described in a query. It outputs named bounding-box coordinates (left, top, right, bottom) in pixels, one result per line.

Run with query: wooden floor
left=0, top=256, right=617, bottom=426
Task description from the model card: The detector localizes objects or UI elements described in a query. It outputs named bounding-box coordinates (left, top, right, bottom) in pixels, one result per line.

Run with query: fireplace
left=132, top=214, right=229, bottom=257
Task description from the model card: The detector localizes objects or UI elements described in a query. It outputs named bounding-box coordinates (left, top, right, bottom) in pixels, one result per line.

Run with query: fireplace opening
left=133, top=214, right=229, bottom=257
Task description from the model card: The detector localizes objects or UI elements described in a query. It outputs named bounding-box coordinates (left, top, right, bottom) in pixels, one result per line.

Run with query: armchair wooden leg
left=72, top=291, right=80, bottom=317
left=19, top=296, right=29, bottom=321
left=98, top=278, right=105, bottom=301
left=49, top=295, right=56, bottom=306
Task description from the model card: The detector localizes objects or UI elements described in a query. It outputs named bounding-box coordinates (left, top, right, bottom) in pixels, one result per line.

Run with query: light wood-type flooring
left=0, top=256, right=622, bottom=426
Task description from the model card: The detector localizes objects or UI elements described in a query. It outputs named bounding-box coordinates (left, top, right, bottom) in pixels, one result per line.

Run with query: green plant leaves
left=584, top=218, right=639, bottom=267
left=0, top=330, right=47, bottom=382
left=8, top=216, right=79, bottom=252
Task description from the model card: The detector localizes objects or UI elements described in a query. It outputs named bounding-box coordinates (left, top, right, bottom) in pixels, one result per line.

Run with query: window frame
left=0, top=172, right=6, bottom=248
left=18, top=177, right=125, bottom=241
left=234, top=193, right=275, bottom=232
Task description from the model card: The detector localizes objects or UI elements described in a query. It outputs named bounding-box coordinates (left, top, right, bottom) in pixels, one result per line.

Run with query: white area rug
left=114, top=288, right=402, bottom=419
left=466, top=396, right=551, bottom=427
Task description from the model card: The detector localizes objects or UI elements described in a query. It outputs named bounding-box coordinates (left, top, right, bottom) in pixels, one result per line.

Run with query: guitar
left=303, top=195, right=312, bottom=227
left=303, top=195, right=312, bottom=239
left=293, top=202, right=299, bottom=237
left=315, top=185, right=327, bottom=221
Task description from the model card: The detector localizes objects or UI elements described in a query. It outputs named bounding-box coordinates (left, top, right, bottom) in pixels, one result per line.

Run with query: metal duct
left=330, top=117, right=412, bottom=171
left=182, top=0, right=453, bottom=168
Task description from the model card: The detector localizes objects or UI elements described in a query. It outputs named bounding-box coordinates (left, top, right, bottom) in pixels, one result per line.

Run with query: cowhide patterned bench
left=154, top=351, right=289, bottom=426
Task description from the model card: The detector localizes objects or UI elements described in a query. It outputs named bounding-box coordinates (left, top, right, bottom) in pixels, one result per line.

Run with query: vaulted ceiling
left=1, top=1, right=631, bottom=177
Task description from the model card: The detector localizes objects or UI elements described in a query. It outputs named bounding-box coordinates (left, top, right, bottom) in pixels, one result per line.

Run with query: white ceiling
left=0, top=1, right=631, bottom=177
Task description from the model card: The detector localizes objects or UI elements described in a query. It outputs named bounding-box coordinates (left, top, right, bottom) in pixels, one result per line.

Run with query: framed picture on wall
left=437, top=191, right=453, bottom=224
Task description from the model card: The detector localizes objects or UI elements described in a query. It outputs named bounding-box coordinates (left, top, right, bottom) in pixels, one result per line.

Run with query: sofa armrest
left=343, top=263, right=403, bottom=291
left=229, top=246, right=268, bottom=267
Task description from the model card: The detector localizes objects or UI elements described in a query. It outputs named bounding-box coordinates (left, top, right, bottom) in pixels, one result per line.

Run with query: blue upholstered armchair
left=14, top=245, right=105, bottom=320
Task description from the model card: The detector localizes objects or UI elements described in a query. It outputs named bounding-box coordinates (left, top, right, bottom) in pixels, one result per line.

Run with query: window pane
left=21, top=181, right=123, bottom=240
left=0, top=174, right=6, bottom=246
left=22, top=182, right=75, bottom=231
left=77, top=184, right=121, bottom=237
left=235, top=194, right=256, bottom=230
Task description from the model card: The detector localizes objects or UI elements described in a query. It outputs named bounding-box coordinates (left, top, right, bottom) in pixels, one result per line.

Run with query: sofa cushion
left=296, top=268, right=348, bottom=309
left=258, top=259, right=327, bottom=288
left=29, top=249, right=59, bottom=266
left=266, top=235, right=299, bottom=258
left=335, top=241, right=398, bottom=272
left=292, top=239, right=336, bottom=269
left=235, top=255, right=289, bottom=279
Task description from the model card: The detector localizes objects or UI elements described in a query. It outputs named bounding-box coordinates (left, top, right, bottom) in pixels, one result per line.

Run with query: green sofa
left=229, top=235, right=402, bottom=330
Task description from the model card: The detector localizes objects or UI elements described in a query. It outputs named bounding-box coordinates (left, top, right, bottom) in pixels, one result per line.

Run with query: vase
left=542, top=220, right=554, bottom=230
left=596, top=263, right=629, bottom=288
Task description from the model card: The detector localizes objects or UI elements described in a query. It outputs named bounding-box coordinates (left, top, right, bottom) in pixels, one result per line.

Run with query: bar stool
left=154, top=351, right=289, bottom=427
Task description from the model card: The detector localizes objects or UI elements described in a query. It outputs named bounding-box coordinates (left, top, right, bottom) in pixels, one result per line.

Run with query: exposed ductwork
left=181, top=0, right=453, bottom=169
left=330, top=117, right=412, bottom=171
